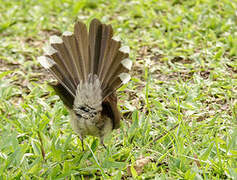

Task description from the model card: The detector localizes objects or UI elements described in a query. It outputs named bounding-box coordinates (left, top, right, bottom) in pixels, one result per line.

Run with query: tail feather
left=37, top=56, right=76, bottom=96
left=108, top=57, right=132, bottom=88
left=89, top=19, right=103, bottom=75
left=99, top=39, right=121, bottom=86
left=97, top=24, right=113, bottom=76
left=50, top=40, right=79, bottom=87
left=101, top=48, right=129, bottom=92
left=43, top=44, right=68, bottom=78
left=74, top=21, right=89, bottom=81
left=103, top=72, right=131, bottom=97
left=46, top=52, right=77, bottom=91
left=62, top=32, right=83, bottom=85
left=50, top=82, right=74, bottom=109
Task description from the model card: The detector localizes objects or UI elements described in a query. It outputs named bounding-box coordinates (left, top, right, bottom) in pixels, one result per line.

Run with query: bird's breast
left=69, top=111, right=113, bottom=139
left=70, top=111, right=101, bottom=137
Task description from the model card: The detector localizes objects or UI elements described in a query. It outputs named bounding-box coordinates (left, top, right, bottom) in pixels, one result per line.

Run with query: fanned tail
left=37, top=19, right=132, bottom=130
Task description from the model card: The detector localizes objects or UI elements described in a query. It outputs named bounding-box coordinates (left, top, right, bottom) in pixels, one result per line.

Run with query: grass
left=0, top=0, right=237, bottom=179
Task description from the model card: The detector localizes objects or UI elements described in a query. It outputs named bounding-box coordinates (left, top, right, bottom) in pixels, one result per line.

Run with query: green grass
left=0, top=0, right=237, bottom=179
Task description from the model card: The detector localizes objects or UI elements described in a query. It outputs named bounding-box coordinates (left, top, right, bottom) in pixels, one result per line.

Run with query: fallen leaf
left=127, top=156, right=152, bottom=176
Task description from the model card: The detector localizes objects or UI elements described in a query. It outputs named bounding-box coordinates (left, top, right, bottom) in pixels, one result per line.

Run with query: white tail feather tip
left=119, top=73, right=131, bottom=84
left=49, top=35, right=63, bottom=44
left=37, top=56, right=55, bottom=69
left=63, top=31, right=73, bottom=36
left=121, top=58, right=132, bottom=70
left=43, top=45, right=57, bottom=55
left=119, top=46, right=130, bottom=54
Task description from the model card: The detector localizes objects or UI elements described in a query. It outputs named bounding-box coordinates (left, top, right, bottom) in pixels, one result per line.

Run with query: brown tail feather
left=74, top=21, right=89, bottom=81
left=45, top=53, right=78, bottom=93
left=101, top=49, right=129, bottom=92
left=37, top=56, right=76, bottom=96
left=50, top=82, right=74, bottom=109
left=89, top=19, right=103, bottom=75
left=103, top=71, right=131, bottom=98
left=50, top=41, right=78, bottom=87
left=62, top=32, right=83, bottom=85
left=99, top=39, right=121, bottom=85
left=43, top=45, right=69, bottom=79
left=97, top=24, right=113, bottom=76
left=108, top=65, right=129, bottom=87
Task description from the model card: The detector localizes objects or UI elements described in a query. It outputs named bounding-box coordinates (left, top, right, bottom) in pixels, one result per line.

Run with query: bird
left=37, top=19, right=132, bottom=149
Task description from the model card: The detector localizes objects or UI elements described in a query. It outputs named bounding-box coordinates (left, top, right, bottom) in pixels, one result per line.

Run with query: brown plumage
left=38, top=19, right=132, bottom=148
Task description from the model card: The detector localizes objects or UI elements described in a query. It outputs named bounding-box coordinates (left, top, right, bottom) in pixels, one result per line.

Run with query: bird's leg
left=102, top=143, right=107, bottom=149
left=79, top=136, right=84, bottom=151
left=100, top=138, right=107, bottom=149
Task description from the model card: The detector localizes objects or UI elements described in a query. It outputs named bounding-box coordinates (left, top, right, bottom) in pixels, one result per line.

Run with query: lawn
left=0, top=0, right=236, bottom=179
